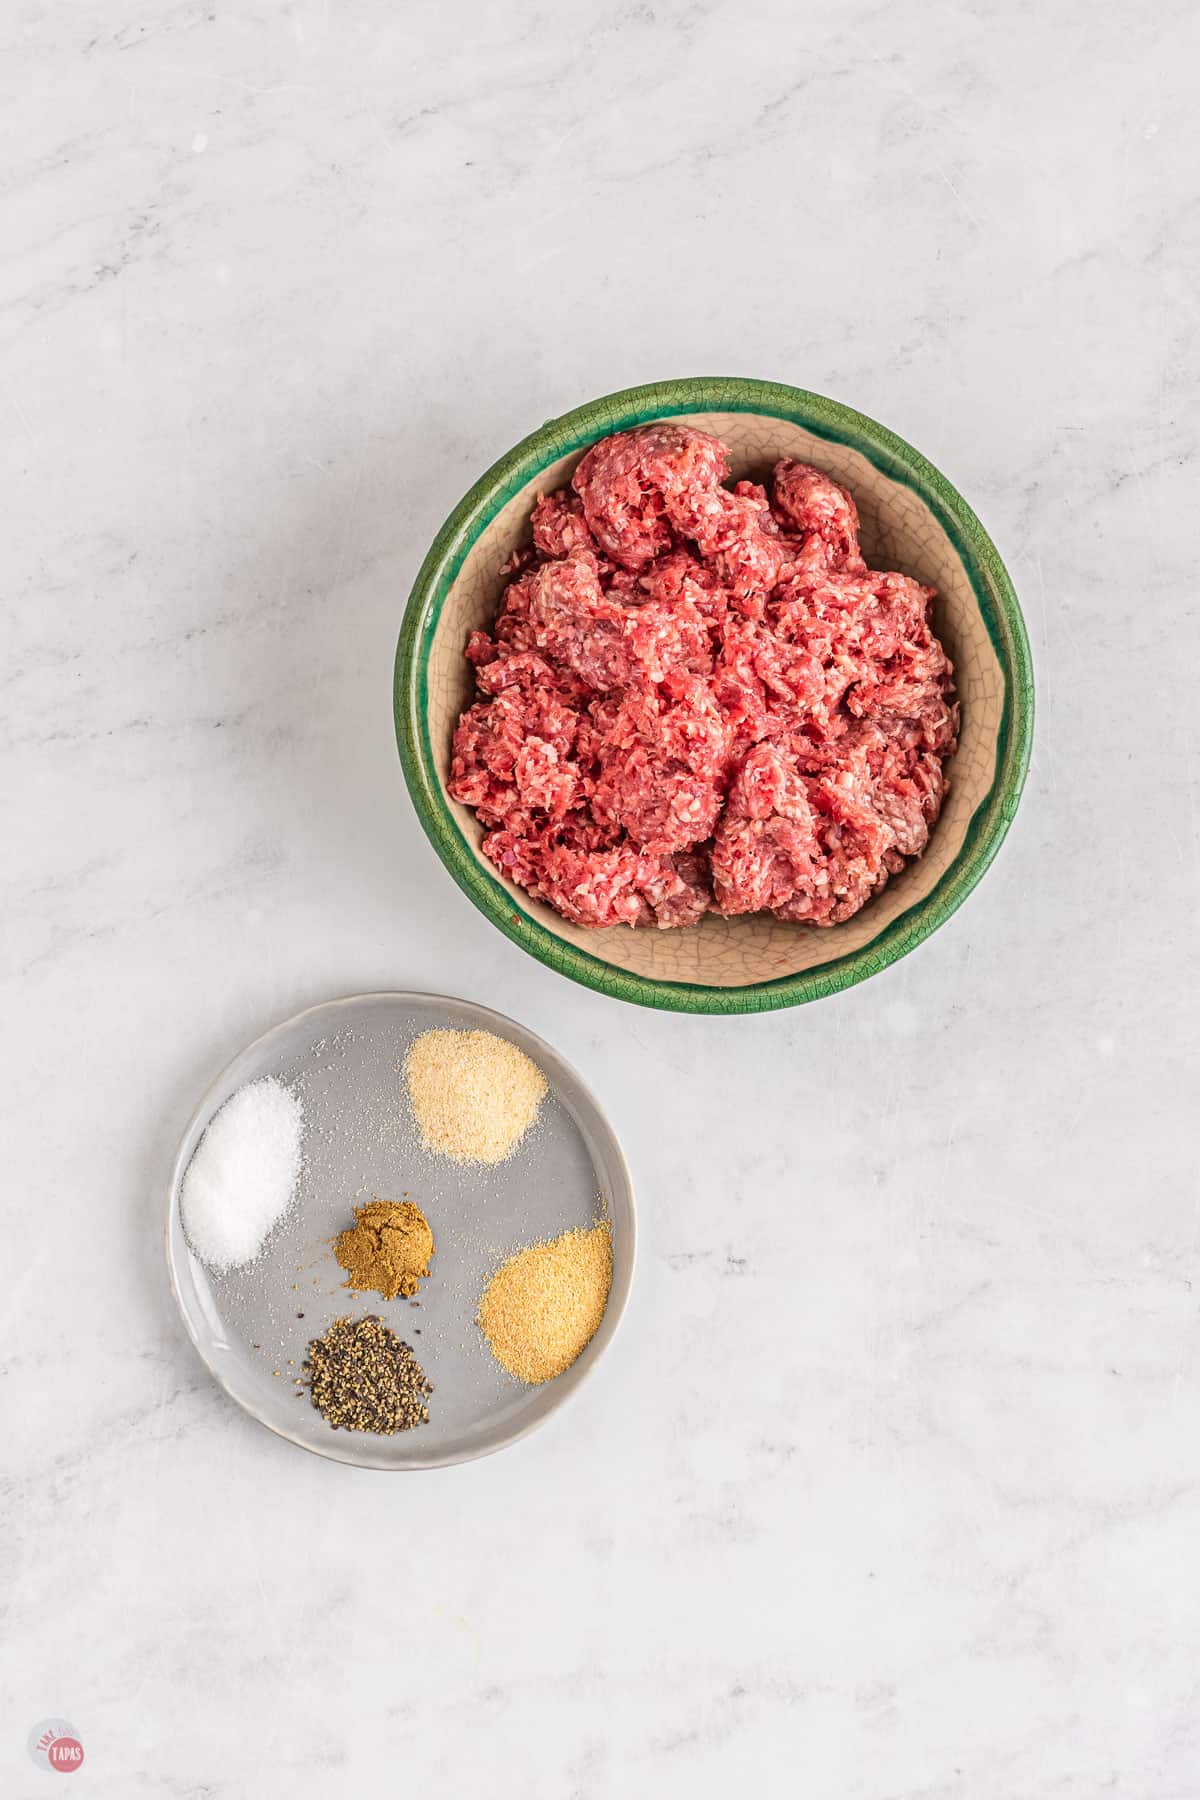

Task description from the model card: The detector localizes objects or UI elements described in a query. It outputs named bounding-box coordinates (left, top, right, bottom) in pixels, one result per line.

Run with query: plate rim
left=165, top=990, right=637, bottom=1471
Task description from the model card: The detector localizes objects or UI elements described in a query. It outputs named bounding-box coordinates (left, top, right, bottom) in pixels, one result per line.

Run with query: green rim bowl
left=394, top=377, right=1034, bottom=1015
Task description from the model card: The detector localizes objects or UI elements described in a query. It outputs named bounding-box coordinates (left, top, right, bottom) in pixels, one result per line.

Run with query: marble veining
left=2, top=1, right=1198, bottom=1795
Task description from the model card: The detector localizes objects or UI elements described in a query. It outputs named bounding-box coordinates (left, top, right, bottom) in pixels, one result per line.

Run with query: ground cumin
left=334, top=1199, right=434, bottom=1301
left=477, top=1221, right=612, bottom=1384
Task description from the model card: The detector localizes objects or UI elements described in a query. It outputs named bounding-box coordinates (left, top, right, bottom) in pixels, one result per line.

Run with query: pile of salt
left=181, top=1077, right=304, bottom=1271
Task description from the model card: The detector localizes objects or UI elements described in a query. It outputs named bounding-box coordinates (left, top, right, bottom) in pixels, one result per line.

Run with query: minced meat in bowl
left=449, top=425, right=957, bottom=933
left=395, top=379, right=1033, bottom=1014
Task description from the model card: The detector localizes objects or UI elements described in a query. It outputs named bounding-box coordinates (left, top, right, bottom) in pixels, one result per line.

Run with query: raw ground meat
left=448, top=423, right=958, bottom=930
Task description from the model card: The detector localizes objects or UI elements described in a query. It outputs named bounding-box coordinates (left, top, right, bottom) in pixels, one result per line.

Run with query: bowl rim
left=394, top=377, right=1034, bottom=1015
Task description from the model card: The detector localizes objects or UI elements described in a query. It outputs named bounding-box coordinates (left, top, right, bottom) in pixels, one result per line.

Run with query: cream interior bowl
left=395, top=379, right=1033, bottom=1014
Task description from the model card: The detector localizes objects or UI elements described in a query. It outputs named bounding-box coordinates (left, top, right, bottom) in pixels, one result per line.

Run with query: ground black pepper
left=304, top=1314, right=433, bottom=1434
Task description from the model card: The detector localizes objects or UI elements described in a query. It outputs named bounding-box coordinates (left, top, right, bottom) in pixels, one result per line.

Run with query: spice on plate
left=478, top=1221, right=612, bottom=1384
left=304, top=1315, right=432, bottom=1434
left=334, top=1199, right=434, bottom=1301
left=404, top=1028, right=548, bottom=1164
left=180, top=1077, right=304, bottom=1271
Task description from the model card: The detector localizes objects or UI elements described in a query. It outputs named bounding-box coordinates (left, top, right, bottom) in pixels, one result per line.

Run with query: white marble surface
left=3, top=1, right=1198, bottom=1793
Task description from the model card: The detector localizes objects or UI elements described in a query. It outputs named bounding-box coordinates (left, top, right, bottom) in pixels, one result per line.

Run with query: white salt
left=181, top=1077, right=304, bottom=1271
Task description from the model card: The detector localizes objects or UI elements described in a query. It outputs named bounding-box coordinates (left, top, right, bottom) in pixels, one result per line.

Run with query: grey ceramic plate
left=166, top=992, right=635, bottom=1469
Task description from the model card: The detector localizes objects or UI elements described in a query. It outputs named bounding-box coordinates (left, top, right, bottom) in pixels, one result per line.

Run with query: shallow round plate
left=166, top=992, right=635, bottom=1469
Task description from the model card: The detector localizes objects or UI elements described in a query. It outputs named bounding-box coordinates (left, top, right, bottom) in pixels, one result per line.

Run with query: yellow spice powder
left=404, top=1028, right=548, bottom=1165
left=477, top=1221, right=612, bottom=1384
left=334, top=1198, right=434, bottom=1301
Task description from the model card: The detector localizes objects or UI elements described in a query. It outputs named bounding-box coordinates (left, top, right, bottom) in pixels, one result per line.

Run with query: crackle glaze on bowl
left=395, top=379, right=1033, bottom=1014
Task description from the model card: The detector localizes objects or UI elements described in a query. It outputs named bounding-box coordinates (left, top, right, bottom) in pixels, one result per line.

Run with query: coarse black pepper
left=304, top=1314, right=433, bottom=1434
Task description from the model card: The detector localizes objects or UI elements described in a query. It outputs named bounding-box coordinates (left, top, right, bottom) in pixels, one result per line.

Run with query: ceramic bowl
left=394, top=378, right=1033, bottom=1014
